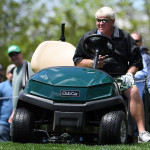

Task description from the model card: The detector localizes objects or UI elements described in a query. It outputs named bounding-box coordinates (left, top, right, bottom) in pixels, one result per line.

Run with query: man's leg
left=124, top=85, right=150, bottom=143
left=124, top=85, right=145, bottom=133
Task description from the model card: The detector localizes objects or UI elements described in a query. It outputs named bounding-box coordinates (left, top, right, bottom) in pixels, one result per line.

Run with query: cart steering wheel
left=83, top=34, right=115, bottom=68
left=83, top=34, right=115, bottom=58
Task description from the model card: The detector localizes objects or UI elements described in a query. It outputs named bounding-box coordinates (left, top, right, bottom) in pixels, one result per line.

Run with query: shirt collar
left=140, top=48, right=146, bottom=55
left=97, top=26, right=119, bottom=38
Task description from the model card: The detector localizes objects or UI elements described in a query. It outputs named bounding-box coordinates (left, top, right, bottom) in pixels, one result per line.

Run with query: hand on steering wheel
left=97, top=55, right=106, bottom=68
left=83, top=34, right=115, bottom=59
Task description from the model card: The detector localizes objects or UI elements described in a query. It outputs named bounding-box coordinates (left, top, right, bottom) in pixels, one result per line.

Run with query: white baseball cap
left=6, top=64, right=16, bottom=74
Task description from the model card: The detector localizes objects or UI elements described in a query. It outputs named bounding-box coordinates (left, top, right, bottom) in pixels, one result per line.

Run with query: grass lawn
left=0, top=142, right=150, bottom=150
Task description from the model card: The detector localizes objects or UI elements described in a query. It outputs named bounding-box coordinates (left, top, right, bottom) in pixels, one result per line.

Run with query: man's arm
left=76, top=55, right=106, bottom=69
left=76, top=59, right=93, bottom=67
left=127, top=66, right=139, bottom=75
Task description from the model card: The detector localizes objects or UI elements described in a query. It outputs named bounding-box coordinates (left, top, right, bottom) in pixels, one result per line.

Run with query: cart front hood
left=27, top=66, right=114, bottom=87
left=24, top=67, right=118, bottom=101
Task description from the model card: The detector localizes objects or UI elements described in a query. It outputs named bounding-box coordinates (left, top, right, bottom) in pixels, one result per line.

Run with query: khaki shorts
left=115, top=76, right=136, bottom=92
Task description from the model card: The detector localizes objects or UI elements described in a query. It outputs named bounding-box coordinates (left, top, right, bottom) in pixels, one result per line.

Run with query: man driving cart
left=73, top=6, right=150, bottom=143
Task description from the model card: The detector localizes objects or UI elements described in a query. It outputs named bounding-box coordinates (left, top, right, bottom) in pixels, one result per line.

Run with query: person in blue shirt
left=141, top=46, right=149, bottom=55
left=142, top=47, right=150, bottom=94
left=131, top=33, right=150, bottom=100
left=131, top=33, right=150, bottom=139
left=0, top=64, right=15, bottom=141
left=147, top=69, right=150, bottom=94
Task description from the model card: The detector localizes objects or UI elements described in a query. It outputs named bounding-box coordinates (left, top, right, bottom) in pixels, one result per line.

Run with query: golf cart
left=11, top=25, right=134, bottom=145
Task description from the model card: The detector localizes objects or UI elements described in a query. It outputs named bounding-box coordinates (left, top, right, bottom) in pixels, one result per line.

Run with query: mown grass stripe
left=0, top=142, right=150, bottom=150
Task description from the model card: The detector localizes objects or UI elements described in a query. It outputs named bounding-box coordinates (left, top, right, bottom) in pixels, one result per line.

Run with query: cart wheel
left=11, top=108, right=34, bottom=143
left=99, top=110, right=127, bottom=145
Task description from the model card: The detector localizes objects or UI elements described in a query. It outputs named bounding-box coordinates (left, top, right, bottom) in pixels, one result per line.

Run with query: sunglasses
left=9, top=52, right=20, bottom=57
left=135, top=40, right=141, bottom=43
left=96, top=18, right=111, bottom=23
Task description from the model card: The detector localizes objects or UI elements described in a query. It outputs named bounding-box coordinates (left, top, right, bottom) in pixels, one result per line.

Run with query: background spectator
left=7, top=45, right=34, bottom=124
left=141, top=46, right=149, bottom=55
left=131, top=33, right=150, bottom=100
left=0, top=64, right=15, bottom=141
left=131, top=32, right=150, bottom=139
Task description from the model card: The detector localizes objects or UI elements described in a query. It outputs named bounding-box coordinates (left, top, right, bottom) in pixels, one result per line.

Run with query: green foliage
left=0, top=0, right=51, bottom=69
left=1, top=0, right=150, bottom=70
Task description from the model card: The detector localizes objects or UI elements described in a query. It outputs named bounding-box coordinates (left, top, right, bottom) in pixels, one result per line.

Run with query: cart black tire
left=11, top=108, right=34, bottom=143
left=99, top=110, right=127, bottom=145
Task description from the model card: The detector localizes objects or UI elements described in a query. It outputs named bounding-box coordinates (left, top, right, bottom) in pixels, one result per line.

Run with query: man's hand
left=8, top=109, right=15, bottom=124
left=120, top=73, right=134, bottom=87
left=97, top=55, right=106, bottom=68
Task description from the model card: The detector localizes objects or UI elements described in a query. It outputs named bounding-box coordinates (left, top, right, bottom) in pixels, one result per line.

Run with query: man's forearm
left=76, top=59, right=93, bottom=68
left=127, top=66, right=139, bottom=75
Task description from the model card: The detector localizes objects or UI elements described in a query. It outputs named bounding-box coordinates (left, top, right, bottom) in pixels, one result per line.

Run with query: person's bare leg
left=124, top=85, right=145, bottom=133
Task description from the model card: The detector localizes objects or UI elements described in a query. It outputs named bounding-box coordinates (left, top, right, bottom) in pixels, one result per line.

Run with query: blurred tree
left=0, top=0, right=53, bottom=69
left=46, top=0, right=150, bottom=52
left=143, top=0, right=150, bottom=48
left=0, top=0, right=150, bottom=70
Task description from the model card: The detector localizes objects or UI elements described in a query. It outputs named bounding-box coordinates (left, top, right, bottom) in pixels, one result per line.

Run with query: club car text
left=60, top=90, right=80, bottom=97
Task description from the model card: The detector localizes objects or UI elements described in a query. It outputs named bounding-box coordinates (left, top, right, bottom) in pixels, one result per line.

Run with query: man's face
left=96, top=17, right=115, bottom=35
left=131, top=33, right=142, bottom=49
left=9, top=52, right=23, bottom=66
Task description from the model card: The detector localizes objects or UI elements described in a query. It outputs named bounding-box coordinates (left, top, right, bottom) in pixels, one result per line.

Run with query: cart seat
left=31, top=41, right=76, bottom=72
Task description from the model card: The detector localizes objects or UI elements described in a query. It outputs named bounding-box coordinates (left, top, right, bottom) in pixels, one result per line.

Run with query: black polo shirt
left=73, top=27, right=143, bottom=77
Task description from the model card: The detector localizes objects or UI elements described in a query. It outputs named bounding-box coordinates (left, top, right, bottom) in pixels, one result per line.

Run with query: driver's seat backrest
left=31, top=41, right=76, bottom=72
